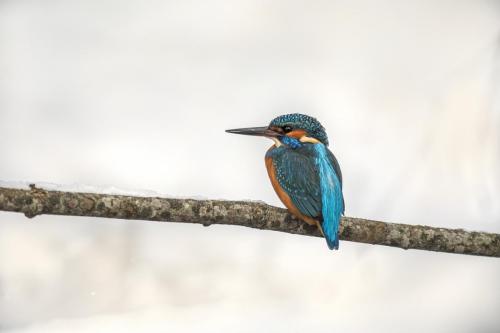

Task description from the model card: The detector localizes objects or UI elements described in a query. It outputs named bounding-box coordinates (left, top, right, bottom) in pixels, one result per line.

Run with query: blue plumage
left=314, top=143, right=344, bottom=249
left=226, top=113, right=345, bottom=250
left=266, top=144, right=322, bottom=218
left=280, top=136, right=302, bottom=149
left=267, top=141, right=344, bottom=249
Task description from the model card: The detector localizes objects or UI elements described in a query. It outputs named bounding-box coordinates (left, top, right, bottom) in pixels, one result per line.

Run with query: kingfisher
left=226, top=113, right=345, bottom=249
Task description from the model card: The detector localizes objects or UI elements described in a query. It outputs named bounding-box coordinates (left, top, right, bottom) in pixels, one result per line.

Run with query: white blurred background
left=1, top=0, right=500, bottom=332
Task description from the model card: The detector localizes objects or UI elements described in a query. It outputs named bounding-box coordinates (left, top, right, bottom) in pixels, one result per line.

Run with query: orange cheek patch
left=286, top=129, right=307, bottom=139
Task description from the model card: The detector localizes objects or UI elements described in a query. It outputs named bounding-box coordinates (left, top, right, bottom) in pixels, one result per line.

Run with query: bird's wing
left=314, top=143, right=344, bottom=249
left=270, top=147, right=322, bottom=219
left=270, top=144, right=344, bottom=250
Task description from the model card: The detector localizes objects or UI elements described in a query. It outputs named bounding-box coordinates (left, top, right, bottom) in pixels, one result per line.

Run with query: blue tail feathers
left=317, top=221, right=339, bottom=250
left=326, top=232, right=340, bottom=250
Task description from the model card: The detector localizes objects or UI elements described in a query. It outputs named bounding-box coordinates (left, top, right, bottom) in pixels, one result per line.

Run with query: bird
left=226, top=113, right=344, bottom=249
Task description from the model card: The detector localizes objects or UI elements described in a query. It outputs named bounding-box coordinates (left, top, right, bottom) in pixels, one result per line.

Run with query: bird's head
left=226, top=113, right=329, bottom=147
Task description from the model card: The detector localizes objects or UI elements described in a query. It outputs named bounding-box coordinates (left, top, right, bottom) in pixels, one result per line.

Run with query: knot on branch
left=23, top=184, right=47, bottom=218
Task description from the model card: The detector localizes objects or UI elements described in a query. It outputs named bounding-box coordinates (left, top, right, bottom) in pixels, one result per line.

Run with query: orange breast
left=265, top=151, right=318, bottom=226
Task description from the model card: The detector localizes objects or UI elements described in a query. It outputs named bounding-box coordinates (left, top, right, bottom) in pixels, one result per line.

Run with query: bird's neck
left=280, top=136, right=302, bottom=149
left=269, top=136, right=302, bottom=149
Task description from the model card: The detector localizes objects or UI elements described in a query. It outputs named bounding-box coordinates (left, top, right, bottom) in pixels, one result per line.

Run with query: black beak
left=225, top=126, right=280, bottom=137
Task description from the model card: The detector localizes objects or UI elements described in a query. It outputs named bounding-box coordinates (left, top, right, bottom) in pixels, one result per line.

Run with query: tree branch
left=0, top=184, right=499, bottom=257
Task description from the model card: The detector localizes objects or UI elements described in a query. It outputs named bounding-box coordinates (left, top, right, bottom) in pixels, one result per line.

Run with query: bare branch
left=0, top=185, right=499, bottom=257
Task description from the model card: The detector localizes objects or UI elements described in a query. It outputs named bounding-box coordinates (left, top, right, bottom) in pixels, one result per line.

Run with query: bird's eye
left=283, top=125, right=293, bottom=133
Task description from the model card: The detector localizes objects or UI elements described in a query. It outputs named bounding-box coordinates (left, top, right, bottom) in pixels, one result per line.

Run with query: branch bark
left=0, top=185, right=499, bottom=257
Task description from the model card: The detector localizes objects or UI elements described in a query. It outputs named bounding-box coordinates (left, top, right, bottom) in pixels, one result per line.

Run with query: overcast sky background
left=1, top=0, right=500, bottom=332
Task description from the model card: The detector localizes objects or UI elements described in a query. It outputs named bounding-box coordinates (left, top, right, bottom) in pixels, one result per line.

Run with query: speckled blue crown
left=269, top=113, right=329, bottom=146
